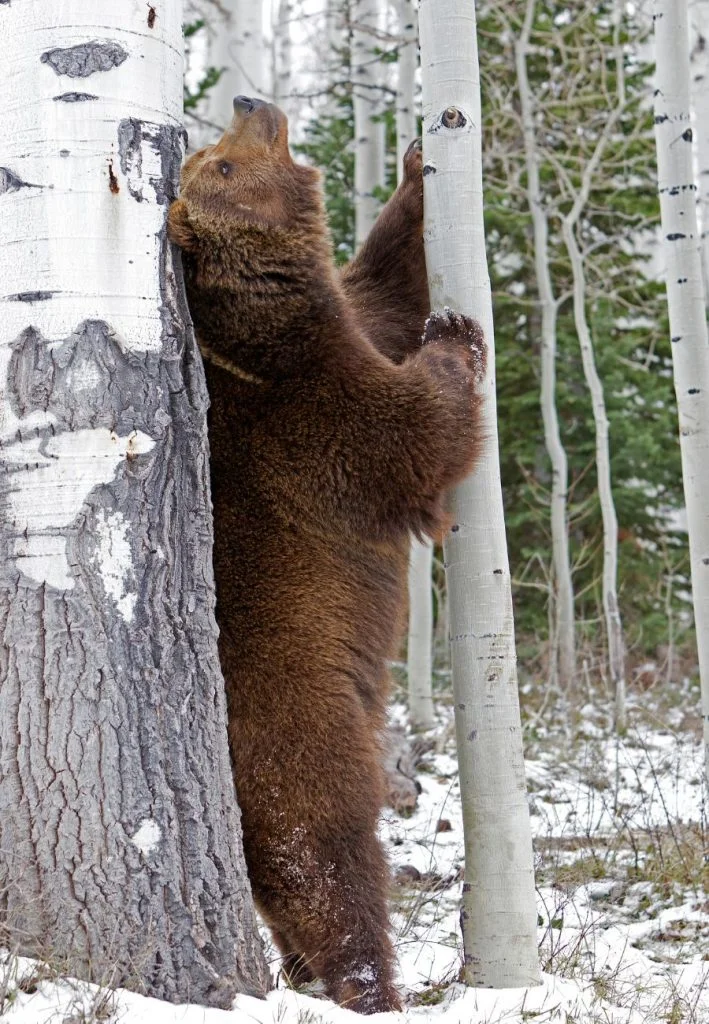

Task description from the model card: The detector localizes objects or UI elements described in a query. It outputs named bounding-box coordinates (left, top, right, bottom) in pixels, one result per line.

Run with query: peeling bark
left=0, top=1, right=268, bottom=1005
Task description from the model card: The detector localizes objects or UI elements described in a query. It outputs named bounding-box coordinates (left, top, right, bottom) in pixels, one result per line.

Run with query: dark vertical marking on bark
left=118, top=120, right=186, bottom=205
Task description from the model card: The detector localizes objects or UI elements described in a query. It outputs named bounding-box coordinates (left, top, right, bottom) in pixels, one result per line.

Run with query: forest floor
left=2, top=667, right=707, bottom=1023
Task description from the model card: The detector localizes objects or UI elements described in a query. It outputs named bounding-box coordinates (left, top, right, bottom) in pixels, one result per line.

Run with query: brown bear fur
left=168, top=97, right=486, bottom=1014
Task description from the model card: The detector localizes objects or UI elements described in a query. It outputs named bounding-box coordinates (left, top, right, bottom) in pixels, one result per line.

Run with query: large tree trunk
left=515, top=0, right=576, bottom=690
left=0, top=1, right=268, bottom=1005
left=418, top=0, right=540, bottom=989
left=654, top=0, right=709, bottom=790
left=352, top=0, right=387, bottom=248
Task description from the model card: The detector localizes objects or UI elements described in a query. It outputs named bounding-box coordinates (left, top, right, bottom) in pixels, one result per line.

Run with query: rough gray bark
left=0, top=3, right=268, bottom=1006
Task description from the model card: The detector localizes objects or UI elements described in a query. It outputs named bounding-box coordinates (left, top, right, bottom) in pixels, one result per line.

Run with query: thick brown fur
left=168, top=98, right=486, bottom=1014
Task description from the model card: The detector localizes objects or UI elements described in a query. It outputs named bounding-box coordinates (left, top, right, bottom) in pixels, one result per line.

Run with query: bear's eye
left=219, top=160, right=233, bottom=177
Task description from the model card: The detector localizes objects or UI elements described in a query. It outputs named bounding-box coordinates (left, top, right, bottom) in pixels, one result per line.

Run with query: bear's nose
left=233, top=95, right=265, bottom=115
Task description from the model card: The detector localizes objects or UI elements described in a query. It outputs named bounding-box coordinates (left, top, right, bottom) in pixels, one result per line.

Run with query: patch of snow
left=130, top=819, right=162, bottom=858
left=93, top=509, right=137, bottom=621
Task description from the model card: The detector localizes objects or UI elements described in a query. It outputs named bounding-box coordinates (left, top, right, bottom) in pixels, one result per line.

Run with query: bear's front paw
left=423, top=309, right=487, bottom=383
left=403, top=138, right=423, bottom=184
left=167, top=199, right=198, bottom=252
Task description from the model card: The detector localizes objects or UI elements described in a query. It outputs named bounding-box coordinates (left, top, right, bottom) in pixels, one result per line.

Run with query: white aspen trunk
left=352, top=0, right=387, bottom=248
left=208, top=0, right=270, bottom=130
left=274, top=0, right=296, bottom=122
left=515, top=0, right=575, bottom=689
left=0, top=1, right=268, bottom=1003
left=395, top=0, right=418, bottom=170
left=555, top=2, right=627, bottom=731
left=690, top=1, right=709, bottom=300
left=418, top=0, right=540, bottom=988
left=407, top=538, right=435, bottom=730
left=654, top=0, right=709, bottom=791
left=396, top=5, right=434, bottom=731
left=561, top=220, right=626, bottom=731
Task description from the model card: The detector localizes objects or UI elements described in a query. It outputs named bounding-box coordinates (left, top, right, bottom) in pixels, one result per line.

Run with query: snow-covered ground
left=2, top=681, right=707, bottom=1023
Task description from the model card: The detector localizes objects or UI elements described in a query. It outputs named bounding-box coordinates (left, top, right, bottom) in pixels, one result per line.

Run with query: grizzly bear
left=168, top=96, right=486, bottom=1014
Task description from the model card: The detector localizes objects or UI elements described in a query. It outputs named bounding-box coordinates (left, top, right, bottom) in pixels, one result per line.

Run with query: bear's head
left=178, top=97, right=324, bottom=237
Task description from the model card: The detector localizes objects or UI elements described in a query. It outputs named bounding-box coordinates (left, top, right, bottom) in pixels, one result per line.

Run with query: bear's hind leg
left=251, top=830, right=401, bottom=1014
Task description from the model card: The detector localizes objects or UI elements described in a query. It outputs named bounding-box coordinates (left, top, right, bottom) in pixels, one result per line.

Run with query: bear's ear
left=167, top=199, right=199, bottom=252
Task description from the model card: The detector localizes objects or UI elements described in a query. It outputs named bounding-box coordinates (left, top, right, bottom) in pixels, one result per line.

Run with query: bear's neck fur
left=183, top=209, right=352, bottom=383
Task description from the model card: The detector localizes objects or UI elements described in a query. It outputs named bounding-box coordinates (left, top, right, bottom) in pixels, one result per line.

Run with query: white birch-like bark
left=561, top=222, right=625, bottom=729
left=407, top=538, right=435, bottom=729
left=395, top=0, right=418, bottom=170
left=418, top=0, right=540, bottom=988
left=208, top=0, right=270, bottom=130
left=515, top=0, right=575, bottom=689
left=691, top=1, right=709, bottom=300
left=274, top=0, right=296, bottom=122
left=0, top=1, right=267, bottom=1003
left=558, top=5, right=627, bottom=731
left=396, top=6, right=433, bottom=730
left=352, top=0, right=387, bottom=247
left=654, top=0, right=709, bottom=789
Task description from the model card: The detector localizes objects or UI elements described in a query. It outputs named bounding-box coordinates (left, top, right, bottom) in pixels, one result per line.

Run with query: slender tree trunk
left=418, top=0, right=540, bottom=988
left=0, top=2, right=268, bottom=1004
left=208, top=0, right=270, bottom=130
left=556, top=2, right=627, bottom=731
left=654, top=0, right=709, bottom=790
left=395, top=3, right=434, bottom=730
left=515, top=0, right=575, bottom=690
left=691, top=1, right=709, bottom=301
left=274, top=0, right=295, bottom=122
left=352, top=0, right=387, bottom=248
left=561, top=221, right=625, bottom=730
left=395, top=0, right=418, bottom=170
left=407, top=539, right=435, bottom=730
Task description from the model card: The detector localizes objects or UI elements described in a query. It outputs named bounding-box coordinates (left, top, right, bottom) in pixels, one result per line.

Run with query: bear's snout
left=233, top=95, right=263, bottom=115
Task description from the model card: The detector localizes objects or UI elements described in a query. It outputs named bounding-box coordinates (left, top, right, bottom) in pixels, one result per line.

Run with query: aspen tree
left=274, top=0, right=296, bottom=122
left=690, top=0, right=709, bottom=299
left=395, top=0, right=434, bottom=731
left=556, top=2, right=627, bottom=731
left=395, top=0, right=418, bottom=170
left=515, top=0, right=575, bottom=689
left=0, top=1, right=267, bottom=1003
left=208, top=0, right=270, bottom=129
left=352, top=0, right=387, bottom=247
left=418, top=0, right=540, bottom=987
left=654, top=0, right=709, bottom=788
